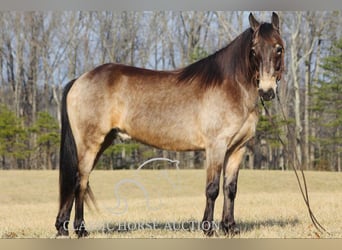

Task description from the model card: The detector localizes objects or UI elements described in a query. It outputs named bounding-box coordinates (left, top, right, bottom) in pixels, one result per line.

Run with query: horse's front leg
left=221, top=146, right=246, bottom=236
left=202, top=143, right=226, bottom=236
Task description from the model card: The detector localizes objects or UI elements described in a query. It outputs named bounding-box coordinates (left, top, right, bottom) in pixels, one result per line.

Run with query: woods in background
left=0, top=11, right=341, bottom=171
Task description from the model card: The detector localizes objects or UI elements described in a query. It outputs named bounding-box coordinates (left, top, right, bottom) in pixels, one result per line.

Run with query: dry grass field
left=0, top=169, right=341, bottom=238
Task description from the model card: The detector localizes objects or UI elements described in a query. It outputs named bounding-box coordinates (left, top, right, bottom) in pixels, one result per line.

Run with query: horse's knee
left=224, top=176, right=238, bottom=200
left=206, top=181, right=219, bottom=200
left=228, top=181, right=237, bottom=200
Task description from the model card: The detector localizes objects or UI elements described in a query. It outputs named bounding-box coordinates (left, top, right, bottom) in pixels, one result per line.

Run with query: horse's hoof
left=229, top=225, right=240, bottom=236
left=76, top=229, right=89, bottom=238
left=203, top=229, right=215, bottom=237
left=201, top=220, right=218, bottom=237
left=56, top=227, right=69, bottom=237
left=221, top=222, right=240, bottom=237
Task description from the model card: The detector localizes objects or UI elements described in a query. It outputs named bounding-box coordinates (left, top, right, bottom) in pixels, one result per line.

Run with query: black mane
left=177, top=28, right=255, bottom=89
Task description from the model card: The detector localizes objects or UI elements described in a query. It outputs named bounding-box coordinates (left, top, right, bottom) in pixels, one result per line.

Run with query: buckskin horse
left=55, top=12, right=284, bottom=237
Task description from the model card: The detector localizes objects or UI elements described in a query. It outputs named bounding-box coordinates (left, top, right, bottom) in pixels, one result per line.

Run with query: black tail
left=59, top=79, right=78, bottom=210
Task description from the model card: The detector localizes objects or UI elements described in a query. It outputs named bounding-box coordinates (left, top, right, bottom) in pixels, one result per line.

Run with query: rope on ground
left=260, top=94, right=329, bottom=235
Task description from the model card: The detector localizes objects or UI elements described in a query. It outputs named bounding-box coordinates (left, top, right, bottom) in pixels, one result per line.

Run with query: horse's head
left=249, top=12, right=285, bottom=101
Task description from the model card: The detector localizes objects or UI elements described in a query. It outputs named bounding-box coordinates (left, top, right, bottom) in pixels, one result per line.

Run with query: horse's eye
left=276, top=46, right=282, bottom=55
left=250, top=49, right=256, bottom=57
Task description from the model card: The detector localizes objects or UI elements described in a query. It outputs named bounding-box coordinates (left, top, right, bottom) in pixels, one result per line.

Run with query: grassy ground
left=0, top=169, right=341, bottom=238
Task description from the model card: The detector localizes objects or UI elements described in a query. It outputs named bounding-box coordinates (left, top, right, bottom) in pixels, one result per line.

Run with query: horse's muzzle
left=258, top=88, right=275, bottom=101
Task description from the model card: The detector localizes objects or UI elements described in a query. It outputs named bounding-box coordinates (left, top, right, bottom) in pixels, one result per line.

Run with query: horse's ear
left=249, top=13, right=260, bottom=31
left=271, top=12, right=280, bottom=31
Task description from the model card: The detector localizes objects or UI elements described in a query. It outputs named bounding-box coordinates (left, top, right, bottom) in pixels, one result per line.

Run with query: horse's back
left=67, top=63, right=206, bottom=151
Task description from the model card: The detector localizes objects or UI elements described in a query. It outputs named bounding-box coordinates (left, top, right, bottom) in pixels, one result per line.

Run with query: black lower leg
left=55, top=194, right=74, bottom=236
left=74, top=181, right=89, bottom=238
left=202, top=175, right=220, bottom=236
left=222, top=175, right=240, bottom=235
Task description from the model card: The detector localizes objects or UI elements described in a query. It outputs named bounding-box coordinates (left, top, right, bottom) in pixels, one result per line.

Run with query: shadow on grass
left=238, top=218, right=300, bottom=233
left=88, top=217, right=300, bottom=236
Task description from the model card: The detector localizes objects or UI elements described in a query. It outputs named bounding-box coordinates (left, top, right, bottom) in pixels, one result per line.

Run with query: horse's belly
left=140, top=136, right=204, bottom=151
left=122, top=125, right=204, bottom=151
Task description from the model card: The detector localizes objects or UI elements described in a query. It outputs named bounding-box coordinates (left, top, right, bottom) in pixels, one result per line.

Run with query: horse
left=55, top=12, right=285, bottom=237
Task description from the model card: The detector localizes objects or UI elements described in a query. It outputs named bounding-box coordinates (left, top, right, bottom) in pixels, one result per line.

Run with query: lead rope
left=260, top=94, right=330, bottom=236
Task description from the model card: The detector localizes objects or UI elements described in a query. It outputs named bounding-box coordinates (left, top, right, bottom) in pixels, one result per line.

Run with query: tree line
left=0, top=11, right=341, bottom=171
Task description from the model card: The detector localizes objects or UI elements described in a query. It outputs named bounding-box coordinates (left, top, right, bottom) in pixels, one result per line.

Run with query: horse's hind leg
left=84, top=129, right=118, bottom=211
left=73, top=146, right=98, bottom=237
left=55, top=184, right=75, bottom=236
left=73, top=130, right=117, bottom=237
left=221, top=146, right=246, bottom=236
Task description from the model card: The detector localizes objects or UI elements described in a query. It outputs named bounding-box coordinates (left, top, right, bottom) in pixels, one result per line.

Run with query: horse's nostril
left=258, top=89, right=275, bottom=101
left=267, top=89, right=275, bottom=100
